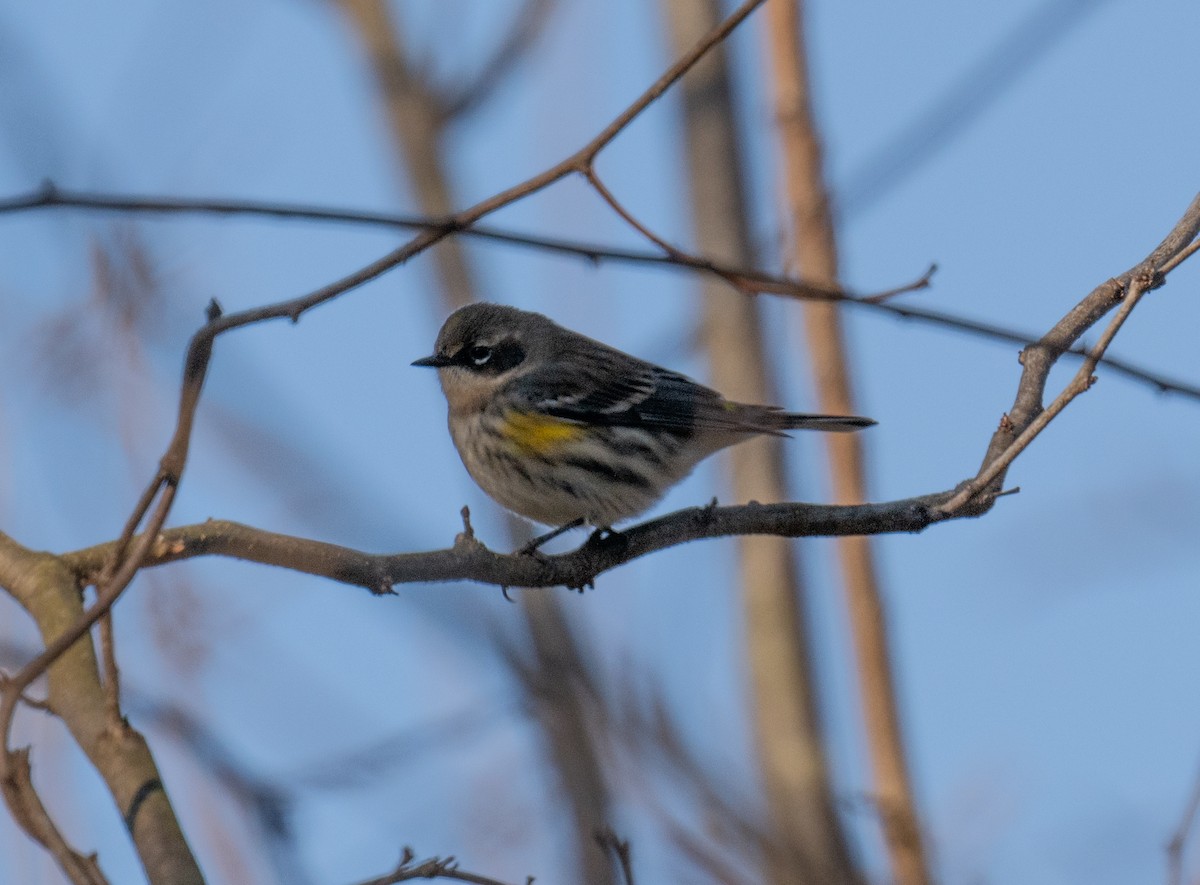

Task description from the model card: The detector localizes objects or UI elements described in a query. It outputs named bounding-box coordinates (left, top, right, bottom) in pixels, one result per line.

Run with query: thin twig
left=584, top=167, right=690, bottom=261
left=1160, top=236, right=1200, bottom=276
left=0, top=672, right=53, bottom=714
left=860, top=264, right=938, bottom=303
left=938, top=190, right=1200, bottom=516
left=1, top=749, right=108, bottom=885
left=98, top=612, right=121, bottom=722
left=938, top=272, right=1152, bottom=514
left=595, top=829, right=636, bottom=885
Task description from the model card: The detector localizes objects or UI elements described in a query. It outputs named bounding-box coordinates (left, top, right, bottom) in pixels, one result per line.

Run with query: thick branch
left=0, top=533, right=202, bottom=885
left=62, top=492, right=964, bottom=594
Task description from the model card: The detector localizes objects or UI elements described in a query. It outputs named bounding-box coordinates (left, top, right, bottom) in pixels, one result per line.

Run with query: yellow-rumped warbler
left=414, top=303, right=874, bottom=532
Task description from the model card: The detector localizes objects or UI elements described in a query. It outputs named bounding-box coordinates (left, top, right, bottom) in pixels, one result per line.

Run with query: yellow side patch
left=499, top=410, right=587, bottom=455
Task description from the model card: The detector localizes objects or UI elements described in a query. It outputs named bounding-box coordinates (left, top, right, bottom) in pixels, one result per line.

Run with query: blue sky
left=2, top=1, right=1200, bottom=883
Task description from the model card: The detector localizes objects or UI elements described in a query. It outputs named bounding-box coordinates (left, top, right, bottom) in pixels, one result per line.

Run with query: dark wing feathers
left=549, top=369, right=713, bottom=434
left=512, top=339, right=874, bottom=436
left=520, top=355, right=757, bottom=437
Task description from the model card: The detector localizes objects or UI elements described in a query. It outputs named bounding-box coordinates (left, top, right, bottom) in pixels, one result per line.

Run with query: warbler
left=414, top=303, right=875, bottom=533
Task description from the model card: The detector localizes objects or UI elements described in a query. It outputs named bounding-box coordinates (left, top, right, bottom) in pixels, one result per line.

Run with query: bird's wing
left=516, top=358, right=755, bottom=436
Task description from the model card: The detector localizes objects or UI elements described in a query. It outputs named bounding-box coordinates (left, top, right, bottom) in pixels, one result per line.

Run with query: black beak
left=412, top=354, right=452, bottom=368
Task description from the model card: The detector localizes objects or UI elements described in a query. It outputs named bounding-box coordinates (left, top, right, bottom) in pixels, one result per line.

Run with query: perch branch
left=63, top=491, right=970, bottom=594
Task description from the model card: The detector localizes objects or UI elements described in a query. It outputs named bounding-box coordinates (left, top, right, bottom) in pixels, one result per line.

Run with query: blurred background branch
left=337, top=3, right=617, bottom=882
left=662, top=0, right=858, bottom=880
left=762, top=1, right=930, bottom=883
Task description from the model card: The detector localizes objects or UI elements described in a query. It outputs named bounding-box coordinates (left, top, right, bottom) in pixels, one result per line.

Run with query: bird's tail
left=752, top=407, right=877, bottom=434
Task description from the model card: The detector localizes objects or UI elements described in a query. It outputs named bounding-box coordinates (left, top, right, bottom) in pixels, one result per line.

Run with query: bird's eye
left=467, top=345, right=493, bottom=366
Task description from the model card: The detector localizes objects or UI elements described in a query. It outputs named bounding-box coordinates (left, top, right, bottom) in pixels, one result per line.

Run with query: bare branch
left=583, top=167, right=691, bottom=263
left=939, top=191, right=1200, bottom=515
left=0, top=533, right=203, bottom=885
left=938, top=269, right=1153, bottom=514
left=859, top=265, right=938, bottom=303
left=61, top=491, right=971, bottom=595
left=1160, top=235, right=1200, bottom=276
left=4, top=185, right=1197, bottom=401
left=2, top=748, right=108, bottom=885
left=355, top=846, right=529, bottom=885
left=595, top=829, right=636, bottom=885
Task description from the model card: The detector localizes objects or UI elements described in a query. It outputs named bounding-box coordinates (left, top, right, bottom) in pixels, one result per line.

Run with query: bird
left=413, top=303, right=874, bottom=545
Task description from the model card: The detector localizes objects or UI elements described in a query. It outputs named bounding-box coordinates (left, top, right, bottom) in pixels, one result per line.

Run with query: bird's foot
left=586, top=525, right=625, bottom=549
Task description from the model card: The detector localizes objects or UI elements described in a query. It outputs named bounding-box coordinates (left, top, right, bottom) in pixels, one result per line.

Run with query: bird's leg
left=518, top=517, right=586, bottom=556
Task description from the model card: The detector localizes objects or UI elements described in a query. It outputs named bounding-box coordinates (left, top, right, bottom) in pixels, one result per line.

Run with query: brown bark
left=0, top=534, right=204, bottom=885
left=662, top=1, right=860, bottom=881
left=762, top=2, right=932, bottom=884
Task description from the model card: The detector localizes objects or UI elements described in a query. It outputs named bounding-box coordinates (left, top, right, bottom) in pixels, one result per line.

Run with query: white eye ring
left=469, top=346, right=492, bottom=366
